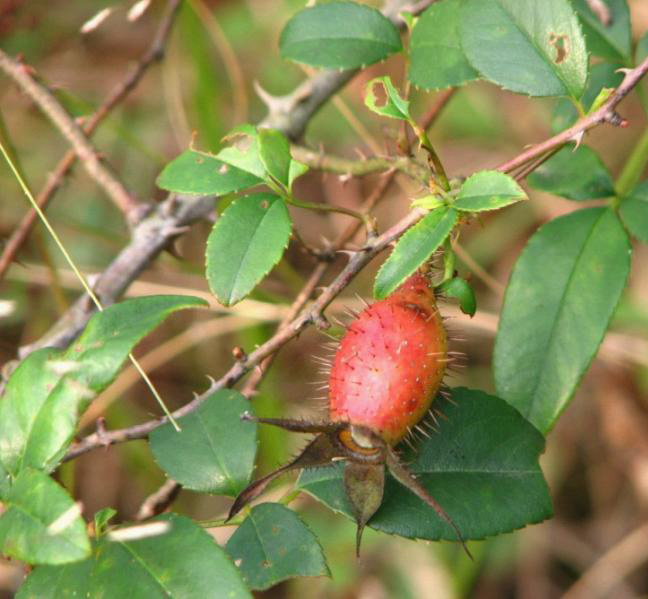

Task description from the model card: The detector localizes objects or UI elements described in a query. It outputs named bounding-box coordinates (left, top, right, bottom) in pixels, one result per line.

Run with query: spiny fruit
left=329, top=273, right=447, bottom=445
left=228, top=272, right=468, bottom=557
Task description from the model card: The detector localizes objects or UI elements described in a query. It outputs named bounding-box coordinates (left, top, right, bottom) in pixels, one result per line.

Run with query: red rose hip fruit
left=329, top=273, right=447, bottom=445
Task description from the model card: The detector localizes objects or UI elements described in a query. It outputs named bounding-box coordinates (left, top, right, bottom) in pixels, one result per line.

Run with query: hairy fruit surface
left=329, top=273, right=447, bottom=444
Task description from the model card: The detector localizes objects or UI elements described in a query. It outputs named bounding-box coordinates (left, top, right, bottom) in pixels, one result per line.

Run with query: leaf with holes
left=279, top=1, right=402, bottom=69
left=216, top=124, right=267, bottom=180
left=206, top=194, right=292, bottom=306
left=225, top=503, right=329, bottom=590
left=150, top=390, right=257, bottom=495
left=373, top=207, right=458, bottom=299
left=409, top=0, right=478, bottom=90
left=620, top=180, right=648, bottom=243
left=572, top=0, right=631, bottom=62
left=494, top=208, right=631, bottom=433
left=460, top=0, right=588, bottom=98
left=454, top=171, right=527, bottom=212
left=299, top=387, right=552, bottom=541
left=17, top=514, right=251, bottom=599
left=156, top=150, right=262, bottom=195
left=0, top=296, right=207, bottom=478
left=527, top=145, right=615, bottom=200
left=0, top=469, right=90, bottom=565
left=365, top=76, right=411, bottom=122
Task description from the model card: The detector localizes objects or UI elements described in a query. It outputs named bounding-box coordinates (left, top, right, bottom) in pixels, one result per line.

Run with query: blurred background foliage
left=1, top=1, right=648, bottom=597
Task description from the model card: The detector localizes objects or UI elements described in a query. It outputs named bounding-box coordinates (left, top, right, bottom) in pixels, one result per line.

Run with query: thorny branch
left=63, top=56, right=648, bottom=463
left=0, top=0, right=183, bottom=280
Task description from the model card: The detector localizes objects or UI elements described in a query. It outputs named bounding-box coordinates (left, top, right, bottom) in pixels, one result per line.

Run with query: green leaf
left=461, top=0, right=588, bottom=98
left=439, top=278, right=477, bottom=317
left=494, top=208, right=631, bottom=433
left=93, top=507, right=117, bottom=537
left=150, top=390, right=257, bottom=495
left=552, top=61, right=624, bottom=131
left=206, top=194, right=292, bottom=306
left=454, top=171, right=527, bottom=212
left=527, top=145, right=615, bottom=200
left=156, top=150, right=262, bottom=195
left=298, top=388, right=552, bottom=541
left=620, top=180, right=648, bottom=243
left=18, top=514, right=251, bottom=599
left=572, top=0, right=631, bottom=62
left=0, top=296, right=207, bottom=477
left=258, top=129, right=292, bottom=188
left=225, top=503, right=329, bottom=590
left=364, top=76, right=411, bottom=121
left=216, top=124, right=266, bottom=180
left=373, top=207, right=458, bottom=299
left=409, top=0, right=478, bottom=90
left=0, top=469, right=90, bottom=564
left=288, top=159, right=309, bottom=190
left=279, top=1, right=402, bottom=69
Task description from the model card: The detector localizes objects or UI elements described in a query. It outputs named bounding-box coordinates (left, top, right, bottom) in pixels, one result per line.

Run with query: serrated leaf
left=288, top=159, right=309, bottom=190
left=620, top=180, right=648, bottom=243
left=298, top=388, right=552, bottom=541
left=572, top=0, right=631, bottom=62
left=0, top=469, right=90, bottom=565
left=258, top=129, right=292, bottom=188
left=17, top=514, right=251, bottom=599
left=0, top=296, right=207, bottom=477
left=206, top=194, right=292, bottom=306
left=216, top=125, right=266, bottom=180
left=494, top=208, right=631, bottom=433
left=150, top=390, right=257, bottom=495
left=156, top=150, right=262, bottom=195
left=409, top=0, right=478, bottom=90
left=461, top=0, right=588, bottom=98
left=552, top=61, right=624, bottom=131
left=279, top=1, right=402, bottom=69
left=225, top=503, right=329, bottom=590
left=365, top=76, right=411, bottom=121
left=454, top=171, right=527, bottom=212
left=527, top=145, right=615, bottom=200
left=439, top=278, right=477, bottom=316
left=373, top=207, right=457, bottom=299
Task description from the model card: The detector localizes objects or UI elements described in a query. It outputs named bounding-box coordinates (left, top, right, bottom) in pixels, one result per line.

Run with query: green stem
left=284, top=195, right=376, bottom=236
left=413, top=125, right=450, bottom=192
left=615, top=125, right=648, bottom=198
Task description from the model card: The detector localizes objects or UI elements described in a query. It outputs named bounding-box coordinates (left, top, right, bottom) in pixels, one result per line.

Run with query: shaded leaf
left=299, top=388, right=552, bottom=541
left=0, top=469, right=90, bottom=565
left=494, top=208, right=631, bottom=433
left=454, top=171, right=527, bottom=212
left=409, top=0, right=478, bottom=90
left=572, top=0, right=631, bottom=62
left=620, top=180, right=648, bottom=243
left=150, top=390, right=257, bottom=495
left=527, top=145, right=615, bottom=200
left=258, top=129, right=292, bottom=188
left=279, top=1, right=402, bottom=69
left=0, top=296, right=207, bottom=477
left=461, top=0, right=588, bottom=98
left=206, top=194, right=292, bottom=306
left=93, top=507, right=116, bottom=537
left=439, top=277, right=477, bottom=316
left=225, top=503, right=329, bottom=590
left=156, top=150, right=262, bottom=195
left=365, top=76, right=411, bottom=121
left=637, top=30, right=648, bottom=64
left=18, top=514, right=251, bottom=599
left=373, top=207, right=457, bottom=299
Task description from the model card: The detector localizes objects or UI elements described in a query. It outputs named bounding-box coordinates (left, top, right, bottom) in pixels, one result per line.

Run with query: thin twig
left=135, top=478, right=182, bottom=521
left=0, top=51, right=142, bottom=223
left=0, top=0, right=182, bottom=281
